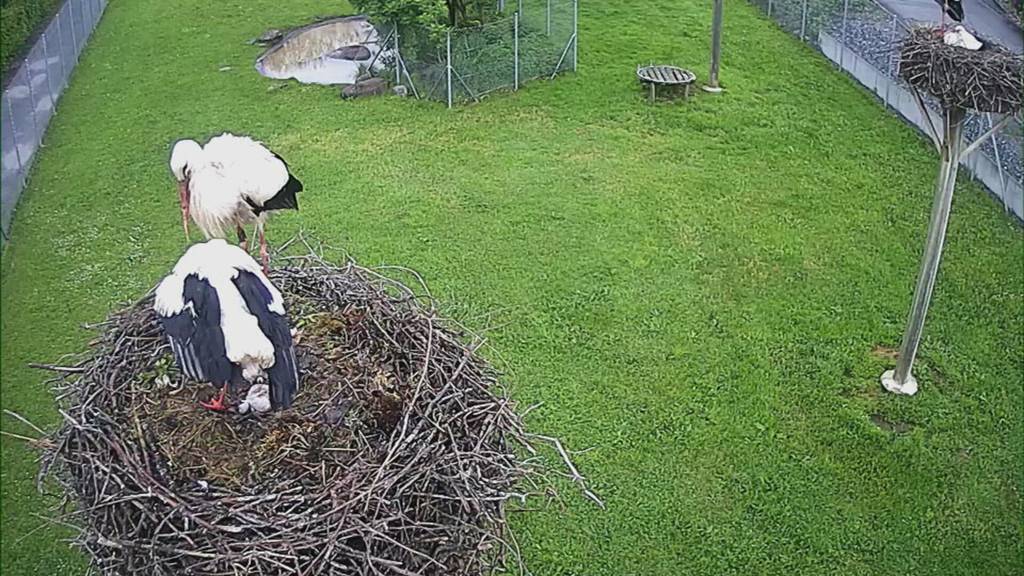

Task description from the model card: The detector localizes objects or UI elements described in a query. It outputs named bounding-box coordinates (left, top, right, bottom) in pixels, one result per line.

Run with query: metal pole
left=23, top=59, right=42, bottom=144
left=547, top=0, right=551, bottom=36
left=800, top=0, right=808, bottom=40
left=446, top=30, right=453, bottom=109
left=67, top=2, right=78, bottom=63
left=572, top=0, right=578, bottom=71
left=6, top=96, right=24, bottom=173
left=840, top=0, right=849, bottom=68
left=767, top=0, right=773, bottom=18
left=882, top=108, right=966, bottom=396
left=41, top=34, right=57, bottom=108
left=394, top=25, right=401, bottom=86
left=986, top=113, right=1009, bottom=212
left=887, top=14, right=898, bottom=74
left=514, top=12, right=519, bottom=90
left=704, top=0, right=723, bottom=92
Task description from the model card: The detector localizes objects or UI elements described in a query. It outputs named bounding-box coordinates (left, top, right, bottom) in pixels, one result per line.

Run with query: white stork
left=169, top=133, right=303, bottom=272
left=154, top=239, right=299, bottom=412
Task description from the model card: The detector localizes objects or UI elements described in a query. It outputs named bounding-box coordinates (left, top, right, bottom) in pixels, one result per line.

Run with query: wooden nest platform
left=899, top=26, right=1023, bottom=114
left=36, top=246, right=599, bottom=575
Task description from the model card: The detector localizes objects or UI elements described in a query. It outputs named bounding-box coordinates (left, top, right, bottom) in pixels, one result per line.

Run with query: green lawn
left=2, top=0, right=1022, bottom=574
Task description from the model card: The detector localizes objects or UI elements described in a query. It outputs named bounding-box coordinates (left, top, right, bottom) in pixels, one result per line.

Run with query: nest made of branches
left=34, top=244, right=600, bottom=576
left=899, top=26, right=1023, bottom=114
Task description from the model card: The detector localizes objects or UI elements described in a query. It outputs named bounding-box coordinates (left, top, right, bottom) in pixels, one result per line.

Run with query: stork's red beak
left=178, top=178, right=191, bottom=240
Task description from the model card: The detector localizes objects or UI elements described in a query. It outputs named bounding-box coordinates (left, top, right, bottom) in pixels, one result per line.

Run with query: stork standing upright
left=154, top=239, right=299, bottom=412
left=169, top=133, right=303, bottom=273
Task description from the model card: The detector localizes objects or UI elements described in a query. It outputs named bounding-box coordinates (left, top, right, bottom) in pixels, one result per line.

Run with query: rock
left=249, top=28, right=285, bottom=46
left=341, top=77, right=389, bottom=99
left=393, top=85, right=408, bottom=97
left=326, top=45, right=372, bottom=61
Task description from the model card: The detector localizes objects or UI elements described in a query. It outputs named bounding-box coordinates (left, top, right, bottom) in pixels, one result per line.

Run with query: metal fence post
left=394, top=24, right=401, bottom=86
left=41, top=34, right=57, bottom=108
left=887, top=14, right=898, bottom=74
left=547, top=0, right=552, bottom=36
left=23, top=59, right=42, bottom=147
left=572, top=0, right=578, bottom=71
left=5, top=96, right=24, bottom=176
left=51, top=14, right=68, bottom=91
left=514, top=12, right=520, bottom=90
left=446, top=30, right=453, bottom=108
left=882, top=108, right=966, bottom=396
left=987, top=113, right=1009, bottom=211
left=840, top=0, right=849, bottom=67
left=800, top=0, right=808, bottom=40
left=68, top=2, right=79, bottom=62
left=705, top=0, right=724, bottom=92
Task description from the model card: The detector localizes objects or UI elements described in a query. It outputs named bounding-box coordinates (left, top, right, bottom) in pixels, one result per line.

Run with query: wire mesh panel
left=392, top=0, right=576, bottom=105
left=7, top=69, right=39, bottom=176
left=771, top=0, right=806, bottom=37
left=1, top=96, right=23, bottom=236
left=841, top=0, right=901, bottom=72
left=26, top=42, right=55, bottom=132
left=58, top=2, right=78, bottom=71
left=518, top=0, right=575, bottom=80
left=70, top=0, right=87, bottom=57
left=42, top=20, right=67, bottom=95
left=1, top=0, right=109, bottom=238
left=448, top=17, right=516, bottom=103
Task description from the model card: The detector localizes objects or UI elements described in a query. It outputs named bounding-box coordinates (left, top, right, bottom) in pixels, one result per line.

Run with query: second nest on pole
left=899, top=26, right=1024, bottom=114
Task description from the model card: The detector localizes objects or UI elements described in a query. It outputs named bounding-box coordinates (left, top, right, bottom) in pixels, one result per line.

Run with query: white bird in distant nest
left=943, top=25, right=983, bottom=51
left=169, top=133, right=303, bottom=273
left=154, top=239, right=299, bottom=413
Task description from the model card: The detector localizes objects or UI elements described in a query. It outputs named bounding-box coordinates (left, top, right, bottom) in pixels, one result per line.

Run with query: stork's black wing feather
left=244, top=152, right=302, bottom=216
left=232, top=270, right=299, bottom=408
left=157, top=275, right=236, bottom=384
left=935, top=0, right=964, bottom=21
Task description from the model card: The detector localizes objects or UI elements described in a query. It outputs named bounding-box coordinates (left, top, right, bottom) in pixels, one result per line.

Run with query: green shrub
left=0, top=0, right=62, bottom=74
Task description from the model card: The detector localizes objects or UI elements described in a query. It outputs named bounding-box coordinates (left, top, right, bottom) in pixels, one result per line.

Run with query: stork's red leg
left=259, top=227, right=270, bottom=274
left=200, top=383, right=230, bottom=412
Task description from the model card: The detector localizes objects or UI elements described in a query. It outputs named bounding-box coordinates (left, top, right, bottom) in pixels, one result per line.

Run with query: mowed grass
left=2, top=0, right=1022, bottom=574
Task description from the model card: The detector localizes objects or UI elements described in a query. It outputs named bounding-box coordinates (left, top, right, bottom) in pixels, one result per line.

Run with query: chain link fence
left=385, top=0, right=577, bottom=107
left=751, top=0, right=1024, bottom=220
left=1, top=0, right=108, bottom=239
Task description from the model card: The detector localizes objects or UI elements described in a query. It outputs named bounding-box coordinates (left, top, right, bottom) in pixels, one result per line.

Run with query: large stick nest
left=899, top=26, right=1023, bottom=114
left=36, top=245, right=599, bottom=575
